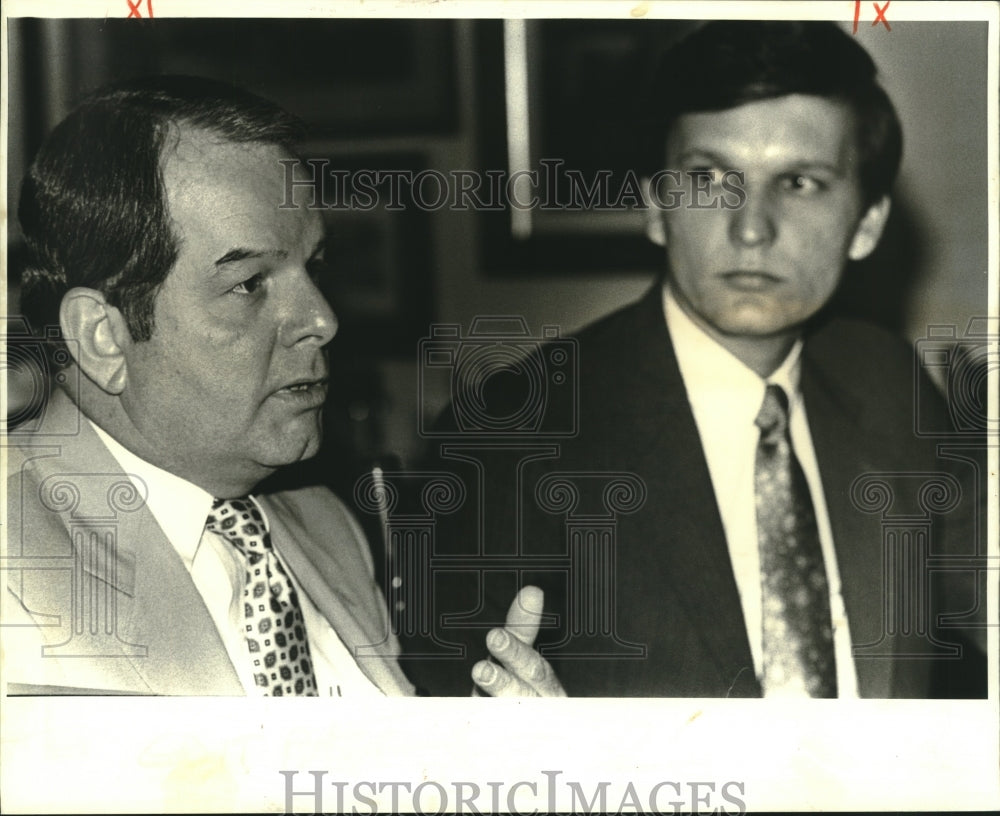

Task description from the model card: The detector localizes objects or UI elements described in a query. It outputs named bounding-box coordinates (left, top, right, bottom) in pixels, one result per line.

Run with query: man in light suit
left=4, top=76, right=557, bottom=697
left=409, top=21, right=987, bottom=698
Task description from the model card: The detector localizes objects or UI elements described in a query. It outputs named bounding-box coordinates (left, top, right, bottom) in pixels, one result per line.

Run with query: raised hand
left=471, top=585, right=566, bottom=697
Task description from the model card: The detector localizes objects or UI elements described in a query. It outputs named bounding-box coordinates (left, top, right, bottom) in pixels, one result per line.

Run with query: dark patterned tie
left=205, top=497, right=318, bottom=696
left=754, top=384, right=837, bottom=697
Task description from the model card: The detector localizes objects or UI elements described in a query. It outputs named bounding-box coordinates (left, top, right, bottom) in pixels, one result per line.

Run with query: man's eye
left=231, top=274, right=264, bottom=295
left=780, top=174, right=826, bottom=194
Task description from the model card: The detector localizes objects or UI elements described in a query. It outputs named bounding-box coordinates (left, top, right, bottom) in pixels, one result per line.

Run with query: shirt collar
left=87, top=419, right=216, bottom=569
left=662, top=283, right=804, bottom=418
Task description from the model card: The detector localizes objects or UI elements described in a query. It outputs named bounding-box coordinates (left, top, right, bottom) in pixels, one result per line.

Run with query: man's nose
left=728, top=186, right=777, bottom=248
left=281, top=271, right=338, bottom=347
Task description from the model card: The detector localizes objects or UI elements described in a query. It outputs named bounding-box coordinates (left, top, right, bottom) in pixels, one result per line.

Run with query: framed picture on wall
left=476, top=19, right=695, bottom=275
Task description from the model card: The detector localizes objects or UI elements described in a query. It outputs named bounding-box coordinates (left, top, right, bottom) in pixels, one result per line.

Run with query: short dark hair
left=18, top=75, right=305, bottom=341
left=640, top=21, right=903, bottom=206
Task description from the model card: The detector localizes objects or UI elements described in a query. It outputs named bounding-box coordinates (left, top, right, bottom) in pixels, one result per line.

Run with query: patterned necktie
left=205, top=497, right=318, bottom=696
left=754, top=384, right=837, bottom=697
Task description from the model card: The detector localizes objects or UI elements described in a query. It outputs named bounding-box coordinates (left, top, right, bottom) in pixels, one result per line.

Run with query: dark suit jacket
left=4, top=390, right=414, bottom=696
left=404, top=284, right=986, bottom=697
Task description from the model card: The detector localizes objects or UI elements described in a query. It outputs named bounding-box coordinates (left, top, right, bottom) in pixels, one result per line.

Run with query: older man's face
left=650, top=94, right=887, bottom=346
left=117, top=128, right=336, bottom=493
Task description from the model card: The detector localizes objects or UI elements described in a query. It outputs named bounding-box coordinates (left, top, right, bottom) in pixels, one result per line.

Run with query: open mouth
left=276, top=378, right=329, bottom=397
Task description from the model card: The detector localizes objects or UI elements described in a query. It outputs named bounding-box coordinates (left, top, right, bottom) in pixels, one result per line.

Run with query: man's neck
left=665, top=282, right=801, bottom=378
left=64, top=377, right=268, bottom=498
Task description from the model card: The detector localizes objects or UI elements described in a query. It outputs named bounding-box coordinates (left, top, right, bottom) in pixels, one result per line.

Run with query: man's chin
left=256, top=426, right=324, bottom=470
left=716, top=320, right=803, bottom=340
left=708, top=304, right=811, bottom=339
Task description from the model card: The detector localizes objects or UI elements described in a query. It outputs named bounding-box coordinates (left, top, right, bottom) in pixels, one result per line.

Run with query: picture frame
left=476, top=19, right=695, bottom=275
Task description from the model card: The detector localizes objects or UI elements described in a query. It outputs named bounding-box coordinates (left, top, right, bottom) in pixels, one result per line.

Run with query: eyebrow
left=674, top=149, right=729, bottom=166
left=213, top=234, right=327, bottom=271
left=674, top=149, right=844, bottom=175
left=214, top=248, right=287, bottom=267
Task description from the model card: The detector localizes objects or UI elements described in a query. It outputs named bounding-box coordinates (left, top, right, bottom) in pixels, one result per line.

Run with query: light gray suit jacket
left=3, top=390, right=414, bottom=696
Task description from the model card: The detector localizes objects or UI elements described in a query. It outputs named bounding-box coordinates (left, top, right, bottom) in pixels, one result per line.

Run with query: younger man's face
left=649, top=94, right=889, bottom=346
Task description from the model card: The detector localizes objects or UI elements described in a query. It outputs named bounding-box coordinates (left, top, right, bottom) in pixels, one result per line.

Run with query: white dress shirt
left=89, top=420, right=383, bottom=697
left=663, top=287, right=859, bottom=698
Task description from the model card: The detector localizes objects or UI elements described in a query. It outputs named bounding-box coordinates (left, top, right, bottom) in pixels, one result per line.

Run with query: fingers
left=491, top=625, right=564, bottom=695
left=504, top=585, right=544, bottom=646
left=473, top=625, right=566, bottom=698
left=470, top=584, right=567, bottom=697
left=472, top=655, right=535, bottom=697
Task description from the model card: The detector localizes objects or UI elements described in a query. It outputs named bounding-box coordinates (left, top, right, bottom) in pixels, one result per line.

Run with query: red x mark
left=854, top=0, right=890, bottom=33
left=872, top=1, right=891, bottom=31
left=127, top=0, right=153, bottom=18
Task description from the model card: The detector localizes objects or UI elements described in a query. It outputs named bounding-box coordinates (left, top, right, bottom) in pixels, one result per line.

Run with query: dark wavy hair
left=639, top=21, right=903, bottom=206
left=18, top=75, right=305, bottom=341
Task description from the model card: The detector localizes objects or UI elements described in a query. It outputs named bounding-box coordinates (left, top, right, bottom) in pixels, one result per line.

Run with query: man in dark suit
left=4, top=76, right=554, bottom=697
left=407, top=21, right=987, bottom=698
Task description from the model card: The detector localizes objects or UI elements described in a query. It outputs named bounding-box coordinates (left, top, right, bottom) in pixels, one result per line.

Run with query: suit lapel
left=27, top=392, right=243, bottom=695
left=801, top=340, right=893, bottom=698
left=260, top=492, right=413, bottom=696
left=119, top=507, right=244, bottom=695
left=606, top=286, right=759, bottom=694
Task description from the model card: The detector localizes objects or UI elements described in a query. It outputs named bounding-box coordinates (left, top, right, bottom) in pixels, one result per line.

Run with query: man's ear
left=641, top=176, right=667, bottom=247
left=59, top=288, right=132, bottom=395
left=848, top=195, right=892, bottom=261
